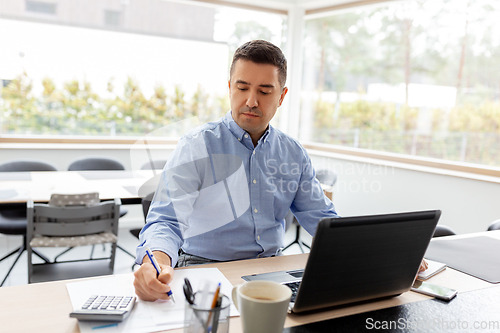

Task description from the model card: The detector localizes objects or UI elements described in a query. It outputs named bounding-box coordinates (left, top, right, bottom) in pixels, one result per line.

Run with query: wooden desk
left=0, top=240, right=495, bottom=333
left=0, top=170, right=160, bottom=205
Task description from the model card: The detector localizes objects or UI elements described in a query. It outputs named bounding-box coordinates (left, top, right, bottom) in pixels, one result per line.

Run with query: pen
left=92, top=323, right=118, bottom=330
left=206, top=283, right=221, bottom=333
left=211, top=294, right=223, bottom=333
left=145, top=247, right=176, bottom=303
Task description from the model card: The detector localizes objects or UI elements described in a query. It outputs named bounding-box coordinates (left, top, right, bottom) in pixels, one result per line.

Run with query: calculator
left=69, top=295, right=136, bottom=322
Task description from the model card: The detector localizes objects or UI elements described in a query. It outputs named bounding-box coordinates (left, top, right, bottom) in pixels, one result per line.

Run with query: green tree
left=1, top=72, right=37, bottom=133
left=228, top=21, right=273, bottom=53
left=305, top=12, right=375, bottom=96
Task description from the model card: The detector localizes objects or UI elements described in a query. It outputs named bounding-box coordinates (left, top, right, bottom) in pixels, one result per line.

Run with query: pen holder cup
left=184, top=292, right=230, bottom=333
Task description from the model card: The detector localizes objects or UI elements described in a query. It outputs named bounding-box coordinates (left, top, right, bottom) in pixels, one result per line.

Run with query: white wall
left=1, top=146, right=499, bottom=234
left=310, top=153, right=500, bottom=234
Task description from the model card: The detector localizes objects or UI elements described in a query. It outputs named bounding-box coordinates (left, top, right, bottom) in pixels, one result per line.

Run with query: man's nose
left=246, top=91, right=258, bottom=108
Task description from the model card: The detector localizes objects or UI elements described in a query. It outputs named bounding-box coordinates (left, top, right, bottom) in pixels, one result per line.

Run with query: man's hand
left=418, top=258, right=428, bottom=272
left=133, top=251, right=175, bottom=301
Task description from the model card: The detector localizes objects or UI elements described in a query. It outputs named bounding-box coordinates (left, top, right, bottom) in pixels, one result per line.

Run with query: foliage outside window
left=302, top=0, right=500, bottom=167
left=0, top=0, right=286, bottom=138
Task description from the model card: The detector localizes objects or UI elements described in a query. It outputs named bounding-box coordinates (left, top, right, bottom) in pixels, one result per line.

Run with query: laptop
left=242, top=210, right=441, bottom=313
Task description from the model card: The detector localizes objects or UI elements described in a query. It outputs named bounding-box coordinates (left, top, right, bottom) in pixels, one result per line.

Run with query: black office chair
left=0, top=160, right=57, bottom=286
left=130, top=192, right=154, bottom=239
left=487, top=219, right=500, bottom=231
left=66, top=156, right=128, bottom=218
left=140, top=160, right=167, bottom=170
left=432, top=225, right=457, bottom=238
left=66, top=156, right=134, bottom=259
left=68, top=157, right=126, bottom=171
left=283, top=169, right=338, bottom=253
left=128, top=192, right=154, bottom=270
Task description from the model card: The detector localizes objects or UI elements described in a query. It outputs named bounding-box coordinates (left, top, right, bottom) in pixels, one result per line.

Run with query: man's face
left=229, top=59, right=288, bottom=142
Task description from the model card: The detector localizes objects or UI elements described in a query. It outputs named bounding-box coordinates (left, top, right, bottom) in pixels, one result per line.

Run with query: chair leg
left=283, top=224, right=310, bottom=253
left=53, top=248, right=73, bottom=262
left=90, top=245, right=95, bottom=259
left=116, top=245, right=136, bottom=259
left=0, top=246, right=25, bottom=287
left=32, top=249, right=51, bottom=263
left=0, top=245, right=23, bottom=263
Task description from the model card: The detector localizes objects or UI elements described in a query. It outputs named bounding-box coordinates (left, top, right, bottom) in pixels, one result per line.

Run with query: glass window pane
left=301, top=0, right=500, bottom=167
left=0, top=0, right=287, bottom=137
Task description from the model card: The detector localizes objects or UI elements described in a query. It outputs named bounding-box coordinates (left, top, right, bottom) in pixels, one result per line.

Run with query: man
left=133, top=40, right=339, bottom=301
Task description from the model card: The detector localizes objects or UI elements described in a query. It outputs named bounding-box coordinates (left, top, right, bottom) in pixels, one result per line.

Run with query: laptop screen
left=293, top=210, right=440, bottom=312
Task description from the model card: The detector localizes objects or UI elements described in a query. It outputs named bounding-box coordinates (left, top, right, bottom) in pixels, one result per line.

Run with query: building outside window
left=0, top=0, right=286, bottom=138
left=104, top=10, right=121, bottom=27
left=25, top=0, right=56, bottom=15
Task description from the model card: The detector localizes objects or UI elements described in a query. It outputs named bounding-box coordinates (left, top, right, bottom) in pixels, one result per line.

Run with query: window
left=104, top=10, right=121, bottom=27
left=25, top=1, right=56, bottom=15
left=302, top=0, right=500, bottom=167
left=0, top=0, right=287, bottom=138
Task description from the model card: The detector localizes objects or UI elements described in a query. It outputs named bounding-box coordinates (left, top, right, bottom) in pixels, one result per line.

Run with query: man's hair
left=230, top=40, right=287, bottom=89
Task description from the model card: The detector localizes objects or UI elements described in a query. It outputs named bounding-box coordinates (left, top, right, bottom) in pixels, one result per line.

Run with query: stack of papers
left=66, top=268, right=239, bottom=333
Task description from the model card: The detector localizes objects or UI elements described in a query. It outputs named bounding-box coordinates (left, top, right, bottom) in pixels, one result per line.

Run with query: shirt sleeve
left=290, top=148, right=339, bottom=236
left=136, top=135, right=205, bottom=267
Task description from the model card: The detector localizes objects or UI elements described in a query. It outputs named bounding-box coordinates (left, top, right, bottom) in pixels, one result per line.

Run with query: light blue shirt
left=136, top=111, right=338, bottom=266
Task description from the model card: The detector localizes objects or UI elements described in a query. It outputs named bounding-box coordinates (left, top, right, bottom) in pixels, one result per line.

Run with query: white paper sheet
left=66, top=268, right=239, bottom=333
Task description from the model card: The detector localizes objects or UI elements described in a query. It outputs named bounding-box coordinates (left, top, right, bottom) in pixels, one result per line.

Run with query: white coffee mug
left=232, top=280, right=292, bottom=333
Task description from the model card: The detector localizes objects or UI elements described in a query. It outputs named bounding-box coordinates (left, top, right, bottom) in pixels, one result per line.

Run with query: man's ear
left=228, top=80, right=231, bottom=98
left=278, top=87, right=288, bottom=107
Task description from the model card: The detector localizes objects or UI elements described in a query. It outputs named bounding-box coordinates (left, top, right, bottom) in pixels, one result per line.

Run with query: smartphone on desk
left=411, top=280, right=457, bottom=301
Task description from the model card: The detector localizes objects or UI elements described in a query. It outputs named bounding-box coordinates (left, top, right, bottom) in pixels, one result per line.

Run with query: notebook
left=417, top=259, right=446, bottom=280
left=242, top=210, right=441, bottom=313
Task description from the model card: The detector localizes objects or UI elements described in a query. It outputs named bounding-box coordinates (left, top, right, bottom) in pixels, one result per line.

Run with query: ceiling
left=209, top=0, right=387, bottom=13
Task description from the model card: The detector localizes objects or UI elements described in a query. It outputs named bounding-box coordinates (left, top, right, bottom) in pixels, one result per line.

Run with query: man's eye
left=238, top=87, right=247, bottom=91
left=261, top=91, right=270, bottom=95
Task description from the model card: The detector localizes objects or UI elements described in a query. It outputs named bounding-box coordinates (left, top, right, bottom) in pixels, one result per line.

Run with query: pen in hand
left=145, top=247, right=176, bottom=303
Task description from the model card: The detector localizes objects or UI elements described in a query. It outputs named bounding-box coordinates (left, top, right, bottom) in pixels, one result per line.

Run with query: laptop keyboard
left=283, top=281, right=301, bottom=302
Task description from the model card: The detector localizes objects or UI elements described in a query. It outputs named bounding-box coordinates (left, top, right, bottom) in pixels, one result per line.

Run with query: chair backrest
left=141, top=160, right=167, bottom=170
left=141, top=192, right=155, bottom=221
left=315, top=169, right=338, bottom=187
left=27, top=198, right=120, bottom=237
left=48, top=192, right=100, bottom=207
left=433, top=225, right=456, bottom=238
left=68, top=157, right=125, bottom=171
left=487, top=219, right=500, bottom=231
left=0, top=160, right=57, bottom=172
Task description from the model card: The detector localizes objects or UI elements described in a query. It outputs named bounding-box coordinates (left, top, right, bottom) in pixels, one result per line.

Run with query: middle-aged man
left=133, top=39, right=340, bottom=301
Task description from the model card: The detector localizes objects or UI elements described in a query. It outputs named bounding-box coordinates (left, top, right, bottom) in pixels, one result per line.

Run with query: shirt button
left=254, top=208, right=258, bottom=213
left=253, top=151, right=256, bottom=155
left=244, top=134, right=249, bottom=138
left=238, top=138, right=241, bottom=141
left=253, top=179, right=256, bottom=184
left=257, top=235, right=260, bottom=240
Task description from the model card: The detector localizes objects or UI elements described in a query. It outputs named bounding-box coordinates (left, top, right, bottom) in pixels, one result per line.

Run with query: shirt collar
left=223, top=111, right=274, bottom=146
